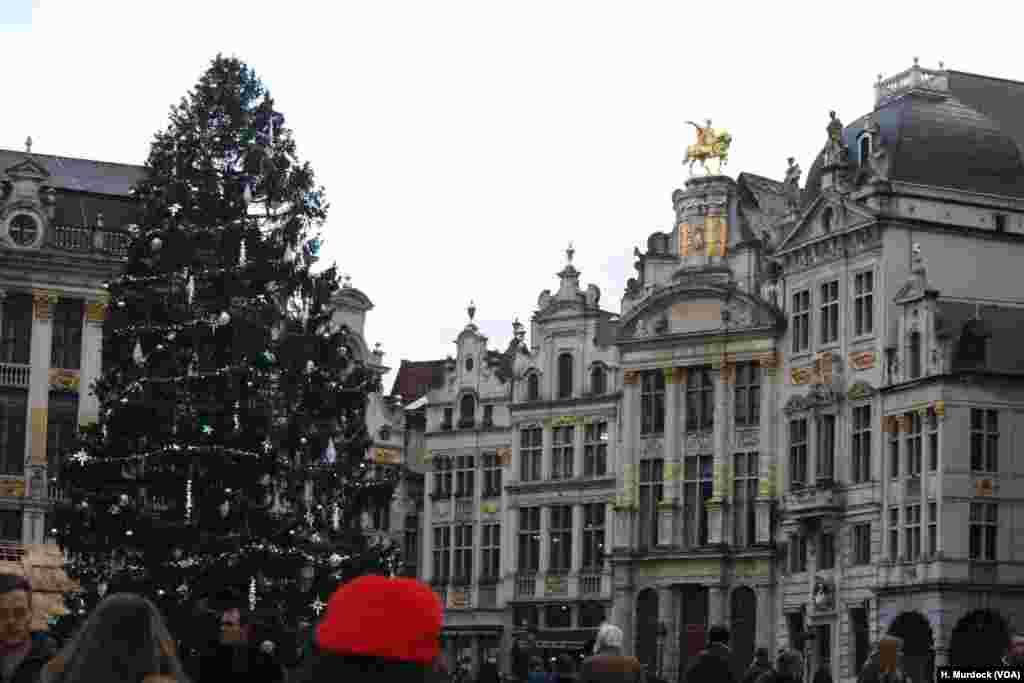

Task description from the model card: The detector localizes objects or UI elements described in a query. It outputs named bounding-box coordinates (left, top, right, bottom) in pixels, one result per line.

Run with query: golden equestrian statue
left=683, top=119, right=733, bottom=176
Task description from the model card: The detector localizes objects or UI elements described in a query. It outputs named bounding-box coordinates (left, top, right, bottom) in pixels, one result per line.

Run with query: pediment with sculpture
left=776, top=193, right=878, bottom=253
left=618, top=284, right=783, bottom=342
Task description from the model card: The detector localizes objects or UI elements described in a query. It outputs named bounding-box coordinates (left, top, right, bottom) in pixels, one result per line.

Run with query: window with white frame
left=0, top=294, right=31, bottom=364
left=583, top=421, right=608, bottom=477
left=548, top=505, right=572, bottom=574
left=820, top=280, right=839, bottom=344
left=432, top=526, right=451, bottom=583
left=455, top=455, right=475, bottom=498
left=819, top=532, right=836, bottom=570
left=639, top=459, right=664, bottom=549
left=518, top=507, right=540, bottom=572
left=432, top=456, right=453, bottom=499
left=590, top=365, right=607, bottom=395
left=527, top=373, right=540, bottom=401
left=733, top=452, right=758, bottom=547
left=551, top=426, right=574, bottom=480
left=582, top=503, right=605, bottom=571
left=51, top=299, right=83, bottom=370
left=969, top=502, right=997, bottom=561
left=851, top=404, right=871, bottom=483
left=790, top=535, right=807, bottom=573
left=453, top=523, right=473, bottom=584
left=970, top=409, right=998, bottom=473
left=888, top=508, right=899, bottom=562
left=852, top=523, right=871, bottom=565
left=816, top=414, right=836, bottom=481
left=927, top=410, right=939, bottom=472
left=888, top=422, right=900, bottom=478
left=903, top=504, right=921, bottom=561
left=905, top=413, right=922, bottom=477
left=520, top=427, right=542, bottom=482
left=853, top=271, right=874, bottom=336
left=792, top=290, right=810, bottom=353
left=685, top=367, right=714, bottom=432
left=789, top=418, right=808, bottom=488
left=927, top=502, right=938, bottom=557
left=557, top=353, right=574, bottom=399
left=482, top=452, right=502, bottom=498
left=641, top=370, right=666, bottom=435
left=908, top=332, right=922, bottom=379
left=481, top=523, right=500, bottom=581
left=734, top=363, right=761, bottom=427
left=683, top=454, right=712, bottom=547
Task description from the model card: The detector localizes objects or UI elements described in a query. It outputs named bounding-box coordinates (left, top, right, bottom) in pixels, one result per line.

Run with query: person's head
left=39, top=593, right=185, bottom=683
left=0, top=574, right=33, bottom=644
left=529, top=656, right=543, bottom=672
left=293, top=575, right=442, bottom=683
left=708, top=624, right=730, bottom=648
left=219, top=606, right=252, bottom=645
left=594, top=623, right=624, bottom=654
left=754, top=647, right=772, bottom=668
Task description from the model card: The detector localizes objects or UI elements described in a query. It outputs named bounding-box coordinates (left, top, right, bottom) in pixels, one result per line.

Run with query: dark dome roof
left=802, top=92, right=1024, bottom=205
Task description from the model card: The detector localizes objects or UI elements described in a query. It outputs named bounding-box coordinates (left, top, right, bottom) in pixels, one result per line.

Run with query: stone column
left=539, top=505, right=550, bottom=597
left=756, top=351, right=778, bottom=544
left=424, top=468, right=435, bottom=581
left=659, top=368, right=680, bottom=547
left=755, top=584, right=773, bottom=651
left=573, top=421, right=585, bottom=479
left=78, top=299, right=107, bottom=427
left=706, top=366, right=728, bottom=545
left=541, top=425, right=552, bottom=481
left=511, top=425, right=521, bottom=483
left=24, top=291, right=58, bottom=544
left=570, top=503, right=583, bottom=598
left=613, top=584, right=634, bottom=655
left=707, top=585, right=726, bottom=629
left=658, top=585, right=677, bottom=679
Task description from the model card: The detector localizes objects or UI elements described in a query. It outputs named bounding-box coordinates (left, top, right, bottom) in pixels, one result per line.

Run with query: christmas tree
left=54, top=54, right=398, bottom=636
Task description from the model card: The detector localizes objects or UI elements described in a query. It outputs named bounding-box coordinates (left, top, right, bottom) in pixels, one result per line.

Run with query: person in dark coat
left=291, top=575, right=443, bottom=683
left=0, top=574, right=58, bottom=683
left=757, top=649, right=803, bottom=683
left=742, top=647, right=774, bottom=683
left=198, top=603, right=286, bottom=683
left=684, top=624, right=736, bottom=683
left=477, top=652, right=501, bottom=683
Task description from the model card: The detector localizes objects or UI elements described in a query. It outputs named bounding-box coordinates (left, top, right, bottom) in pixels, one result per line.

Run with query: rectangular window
left=851, top=405, right=872, bottom=483
left=734, top=363, right=761, bottom=427
left=903, top=505, right=921, bottom=561
left=582, top=503, right=606, bottom=570
left=583, top=421, right=608, bottom=477
left=790, top=535, right=807, bottom=573
left=853, top=271, right=874, bottom=336
left=927, top=502, right=937, bottom=557
left=686, top=368, right=714, bottom=431
left=0, top=294, right=31, bottom=365
left=403, top=515, right=419, bottom=578
left=852, top=523, right=871, bottom=565
left=432, top=526, right=451, bottom=583
left=483, top=404, right=494, bottom=427
left=546, top=605, right=572, bottom=629
left=908, top=333, right=922, bottom=379
left=819, top=532, right=836, bottom=570
left=683, top=454, right=713, bottom=547
left=789, top=419, right=808, bottom=488
left=732, top=452, right=758, bottom=547
left=851, top=607, right=870, bottom=677
left=889, top=425, right=900, bottom=478
left=442, top=407, right=453, bottom=430
left=453, top=523, right=473, bottom=584
left=482, top=452, right=502, bottom=498
left=520, top=428, right=542, bottom=482
left=548, top=505, right=572, bottom=574
left=816, top=414, right=836, bottom=481
left=371, top=501, right=391, bottom=531
left=638, top=459, right=664, bottom=549
left=640, top=370, right=666, bottom=435
left=969, top=502, right=997, bottom=561
left=51, top=299, right=83, bottom=370
left=455, top=455, right=475, bottom=498
left=820, top=280, right=839, bottom=344
left=432, top=456, right=453, bottom=498
left=904, top=413, right=922, bottom=477
left=517, top=507, right=540, bottom=572
left=0, top=510, right=22, bottom=542
left=0, top=391, right=28, bottom=476
left=551, top=426, right=574, bottom=480
left=888, top=508, right=899, bottom=562
left=47, top=393, right=79, bottom=487
left=927, top=410, right=939, bottom=472
left=792, top=290, right=810, bottom=353
left=970, top=409, right=998, bottom=473
left=481, top=523, right=500, bottom=581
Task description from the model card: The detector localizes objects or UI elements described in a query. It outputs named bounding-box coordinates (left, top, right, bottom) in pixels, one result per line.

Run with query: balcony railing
left=515, top=573, right=536, bottom=598
left=47, top=482, right=65, bottom=502
left=579, top=572, right=602, bottom=596
left=784, top=480, right=842, bottom=521
left=457, top=418, right=475, bottom=429
left=45, top=225, right=130, bottom=258
left=0, top=363, right=30, bottom=389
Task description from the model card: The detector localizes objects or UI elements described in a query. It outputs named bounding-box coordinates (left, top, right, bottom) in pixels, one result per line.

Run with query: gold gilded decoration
left=791, top=367, right=814, bottom=385
left=758, top=463, right=778, bottom=497
left=975, top=479, right=994, bottom=497
left=704, top=216, right=729, bottom=257
left=683, top=119, right=733, bottom=177
left=84, top=301, right=108, bottom=323
left=847, top=381, right=876, bottom=401
left=712, top=463, right=728, bottom=499
left=638, top=558, right=721, bottom=579
left=496, top=447, right=512, bottom=466
left=678, top=222, right=697, bottom=257
left=673, top=367, right=688, bottom=384
left=417, top=449, right=432, bottom=464
left=447, top=589, right=470, bottom=609
left=815, top=352, right=835, bottom=384
left=754, top=352, right=781, bottom=369
left=881, top=416, right=897, bottom=434
left=663, top=367, right=677, bottom=383
left=0, top=479, right=26, bottom=498
left=32, top=291, right=59, bottom=321
left=734, top=558, right=771, bottom=578
left=49, top=369, right=80, bottom=392
left=934, top=401, right=945, bottom=418
left=848, top=351, right=876, bottom=371
left=623, top=370, right=640, bottom=385
left=482, top=502, right=499, bottom=514
left=898, top=414, right=911, bottom=433
left=544, top=576, right=567, bottom=595
left=30, top=408, right=47, bottom=466
left=664, top=462, right=679, bottom=483
left=620, top=464, right=638, bottom=507
left=370, top=447, right=401, bottom=465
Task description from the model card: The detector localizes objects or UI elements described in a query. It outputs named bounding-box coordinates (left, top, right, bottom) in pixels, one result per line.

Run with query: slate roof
left=936, top=301, right=1024, bottom=375
left=389, top=359, right=447, bottom=400
left=0, top=148, right=146, bottom=197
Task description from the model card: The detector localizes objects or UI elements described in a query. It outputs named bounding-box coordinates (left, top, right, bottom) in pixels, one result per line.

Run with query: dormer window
left=908, top=332, right=922, bottom=379
left=590, top=365, right=606, bottom=396
left=557, top=353, right=573, bottom=400
left=858, top=133, right=872, bottom=166
left=459, top=394, right=476, bottom=427
left=527, top=373, right=540, bottom=402
left=465, top=356, right=474, bottom=372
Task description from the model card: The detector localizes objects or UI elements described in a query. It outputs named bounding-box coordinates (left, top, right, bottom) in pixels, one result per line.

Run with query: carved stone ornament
left=685, top=432, right=712, bottom=453
left=85, top=300, right=108, bottom=323
left=736, top=429, right=759, bottom=448
left=846, top=381, right=876, bottom=401
left=783, top=386, right=843, bottom=416
left=813, top=578, right=835, bottom=611
left=623, top=370, right=640, bottom=385
left=32, top=290, right=59, bottom=320
left=848, top=350, right=876, bottom=371
left=634, top=318, right=650, bottom=338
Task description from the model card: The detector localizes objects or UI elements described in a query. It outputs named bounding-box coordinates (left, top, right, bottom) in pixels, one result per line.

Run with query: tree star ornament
left=312, top=597, right=325, bottom=615
left=200, top=424, right=213, bottom=435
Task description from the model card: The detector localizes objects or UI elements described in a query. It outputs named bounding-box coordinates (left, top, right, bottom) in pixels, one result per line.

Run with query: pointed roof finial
left=24, top=137, right=32, bottom=154
left=342, top=274, right=352, bottom=288
left=468, top=300, right=476, bottom=322
left=913, top=56, right=920, bottom=68
left=566, top=241, right=575, bottom=265
left=939, top=60, right=945, bottom=70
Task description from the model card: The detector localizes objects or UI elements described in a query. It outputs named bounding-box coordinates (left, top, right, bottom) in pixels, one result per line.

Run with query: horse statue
left=683, top=119, right=733, bottom=176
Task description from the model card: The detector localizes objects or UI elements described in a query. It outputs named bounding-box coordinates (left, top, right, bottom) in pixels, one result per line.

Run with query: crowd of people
left=1, top=569, right=1023, bottom=683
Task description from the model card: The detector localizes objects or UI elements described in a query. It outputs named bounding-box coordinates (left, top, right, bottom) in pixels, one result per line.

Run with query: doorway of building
left=676, top=585, right=708, bottom=683
left=636, top=589, right=659, bottom=677
left=951, top=609, right=1009, bottom=669
left=730, top=587, right=756, bottom=681
left=888, top=611, right=934, bottom=683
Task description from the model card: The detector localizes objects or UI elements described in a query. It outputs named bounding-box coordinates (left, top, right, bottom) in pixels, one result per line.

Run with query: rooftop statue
left=683, top=119, right=733, bottom=176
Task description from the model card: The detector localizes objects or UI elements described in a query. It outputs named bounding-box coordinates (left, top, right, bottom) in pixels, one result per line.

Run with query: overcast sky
left=2, top=1, right=1021, bottom=392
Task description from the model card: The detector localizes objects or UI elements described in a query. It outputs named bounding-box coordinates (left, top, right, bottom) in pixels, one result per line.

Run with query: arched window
left=859, top=134, right=872, bottom=166
left=590, top=365, right=606, bottom=395
left=459, top=394, right=476, bottom=427
left=909, top=332, right=922, bottom=379
left=557, top=353, right=573, bottom=399
left=526, top=373, right=540, bottom=402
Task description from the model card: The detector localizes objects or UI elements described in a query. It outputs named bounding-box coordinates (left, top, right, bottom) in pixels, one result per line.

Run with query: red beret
left=316, top=576, right=442, bottom=665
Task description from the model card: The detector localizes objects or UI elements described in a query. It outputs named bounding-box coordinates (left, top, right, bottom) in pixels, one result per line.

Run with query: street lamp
left=657, top=621, right=669, bottom=680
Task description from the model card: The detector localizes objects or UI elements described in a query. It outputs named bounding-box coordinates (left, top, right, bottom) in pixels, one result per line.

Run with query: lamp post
left=657, top=621, right=668, bottom=680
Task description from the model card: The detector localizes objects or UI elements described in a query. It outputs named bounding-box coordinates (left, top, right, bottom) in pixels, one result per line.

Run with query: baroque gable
left=777, top=194, right=878, bottom=252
